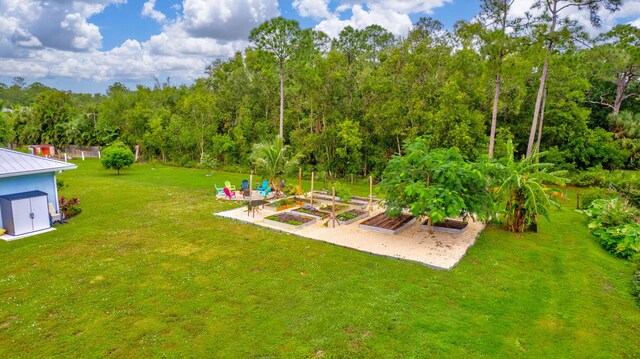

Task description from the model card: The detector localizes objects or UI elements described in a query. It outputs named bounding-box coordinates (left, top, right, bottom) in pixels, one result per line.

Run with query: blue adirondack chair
left=259, top=185, right=272, bottom=198
left=214, top=184, right=225, bottom=196
left=241, top=179, right=249, bottom=190
left=256, top=179, right=269, bottom=191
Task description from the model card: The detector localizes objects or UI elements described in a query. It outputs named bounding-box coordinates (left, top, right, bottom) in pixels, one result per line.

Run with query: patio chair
left=256, top=179, right=269, bottom=191
left=48, top=203, right=61, bottom=223
left=224, top=181, right=236, bottom=191
left=223, top=187, right=236, bottom=200
left=214, top=184, right=225, bottom=196
left=259, top=185, right=272, bottom=198
left=241, top=179, right=249, bottom=191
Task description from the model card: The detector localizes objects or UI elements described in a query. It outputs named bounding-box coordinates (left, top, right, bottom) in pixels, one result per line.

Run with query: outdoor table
left=246, top=199, right=269, bottom=218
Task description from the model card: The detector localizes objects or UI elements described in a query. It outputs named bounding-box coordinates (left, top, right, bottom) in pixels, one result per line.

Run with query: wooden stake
left=248, top=171, right=253, bottom=217
left=369, top=176, right=373, bottom=213
left=298, top=167, right=302, bottom=188
left=332, top=186, right=336, bottom=228
left=310, top=172, right=314, bottom=207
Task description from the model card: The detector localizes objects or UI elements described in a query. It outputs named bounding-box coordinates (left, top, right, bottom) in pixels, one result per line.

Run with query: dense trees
left=1, top=7, right=638, bottom=177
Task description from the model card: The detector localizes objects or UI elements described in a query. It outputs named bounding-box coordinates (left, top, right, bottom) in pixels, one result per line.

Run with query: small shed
left=29, top=145, right=56, bottom=157
left=0, top=148, right=76, bottom=236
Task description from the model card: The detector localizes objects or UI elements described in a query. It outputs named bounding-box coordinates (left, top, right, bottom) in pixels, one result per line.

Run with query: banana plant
left=493, top=140, right=568, bottom=232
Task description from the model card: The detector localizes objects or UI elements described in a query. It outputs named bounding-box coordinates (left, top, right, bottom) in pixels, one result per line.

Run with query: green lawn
left=1, top=159, right=639, bottom=357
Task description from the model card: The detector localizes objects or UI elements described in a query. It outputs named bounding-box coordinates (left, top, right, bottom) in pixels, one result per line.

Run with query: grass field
left=1, top=159, right=639, bottom=357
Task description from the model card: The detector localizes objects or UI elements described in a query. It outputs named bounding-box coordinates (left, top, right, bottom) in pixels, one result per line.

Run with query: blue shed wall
left=0, top=173, right=58, bottom=229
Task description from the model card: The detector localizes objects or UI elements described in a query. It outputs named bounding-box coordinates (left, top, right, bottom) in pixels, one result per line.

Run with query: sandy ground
left=215, top=205, right=485, bottom=270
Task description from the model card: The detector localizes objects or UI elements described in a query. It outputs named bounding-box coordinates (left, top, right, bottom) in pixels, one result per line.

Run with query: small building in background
left=0, top=148, right=76, bottom=238
left=29, top=144, right=56, bottom=157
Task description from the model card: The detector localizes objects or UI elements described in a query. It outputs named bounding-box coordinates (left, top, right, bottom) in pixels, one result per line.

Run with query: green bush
left=579, top=188, right=618, bottom=210
left=571, top=167, right=610, bottom=187
left=580, top=198, right=640, bottom=259
left=633, top=265, right=640, bottom=304
left=583, top=198, right=637, bottom=228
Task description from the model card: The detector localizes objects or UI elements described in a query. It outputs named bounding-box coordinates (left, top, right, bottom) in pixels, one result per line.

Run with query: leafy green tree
left=378, top=137, right=493, bottom=233
left=250, top=136, right=300, bottom=195
left=493, top=140, right=568, bottom=232
left=249, top=17, right=302, bottom=138
left=102, top=141, right=135, bottom=175
left=586, top=25, right=640, bottom=115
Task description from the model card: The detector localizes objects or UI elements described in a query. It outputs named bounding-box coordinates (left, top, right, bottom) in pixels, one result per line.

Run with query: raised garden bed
left=359, top=213, right=416, bottom=235
left=263, top=212, right=317, bottom=231
left=337, top=209, right=369, bottom=225
left=264, top=198, right=298, bottom=212
left=291, top=206, right=330, bottom=220
left=422, top=219, right=468, bottom=234
left=312, top=191, right=378, bottom=206
left=318, top=203, right=349, bottom=213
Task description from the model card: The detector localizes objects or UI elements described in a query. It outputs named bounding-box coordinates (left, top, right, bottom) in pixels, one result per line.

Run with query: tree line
left=0, top=0, right=638, bottom=178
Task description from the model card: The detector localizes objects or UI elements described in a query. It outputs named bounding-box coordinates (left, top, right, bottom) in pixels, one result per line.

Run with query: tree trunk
left=527, top=56, right=550, bottom=158
left=527, top=0, right=557, bottom=158
left=489, top=72, right=502, bottom=158
left=279, top=60, right=284, bottom=138
left=535, top=88, right=547, bottom=154
left=396, top=135, right=402, bottom=155
left=613, top=73, right=627, bottom=115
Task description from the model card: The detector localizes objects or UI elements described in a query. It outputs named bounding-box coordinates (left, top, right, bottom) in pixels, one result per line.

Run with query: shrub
left=580, top=198, right=640, bottom=259
left=582, top=198, right=637, bottom=229
left=571, top=167, right=609, bottom=187
left=579, top=188, right=618, bottom=210
left=59, top=196, right=82, bottom=218
left=633, top=265, right=640, bottom=304
left=592, top=223, right=640, bottom=259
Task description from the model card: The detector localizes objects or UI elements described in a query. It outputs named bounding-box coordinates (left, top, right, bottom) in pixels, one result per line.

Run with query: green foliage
left=378, top=137, right=493, bottom=230
left=58, top=196, right=82, bottom=218
left=581, top=198, right=637, bottom=229
left=251, top=137, right=300, bottom=195
left=101, top=141, right=134, bottom=175
left=493, top=140, right=568, bottom=232
left=579, top=188, right=618, bottom=210
left=633, top=265, right=640, bottom=304
left=580, top=198, right=640, bottom=259
left=56, top=178, right=67, bottom=192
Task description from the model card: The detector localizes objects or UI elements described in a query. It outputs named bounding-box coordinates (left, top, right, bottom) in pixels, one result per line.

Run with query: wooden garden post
left=369, top=176, right=373, bottom=213
left=248, top=171, right=253, bottom=217
left=332, top=186, right=336, bottom=228
left=310, top=172, right=314, bottom=207
left=298, top=167, right=302, bottom=189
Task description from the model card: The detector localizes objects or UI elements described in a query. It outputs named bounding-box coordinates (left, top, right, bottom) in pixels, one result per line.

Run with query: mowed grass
left=1, top=159, right=639, bottom=357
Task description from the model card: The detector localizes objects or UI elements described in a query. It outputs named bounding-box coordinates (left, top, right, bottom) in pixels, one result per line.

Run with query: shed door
left=11, top=199, right=33, bottom=235
left=30, top=196, right=50, bottom=232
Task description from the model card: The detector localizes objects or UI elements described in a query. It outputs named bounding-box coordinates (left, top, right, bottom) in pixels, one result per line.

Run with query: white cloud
left=142, top=0, right=167, bottom=23
left=293, top=0, right=331, bottom=20
left=181, top=0, right=279, bottom=40
left=310, top=0, right=452, bottom=38
left=508, top=0, right=640, bottom=35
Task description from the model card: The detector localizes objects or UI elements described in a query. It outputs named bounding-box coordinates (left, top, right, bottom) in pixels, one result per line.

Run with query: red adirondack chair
left=223, top=187, right=236, bottom=199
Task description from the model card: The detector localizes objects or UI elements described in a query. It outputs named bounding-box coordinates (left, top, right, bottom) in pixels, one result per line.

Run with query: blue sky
left=0, top=0, right=637, bottom=94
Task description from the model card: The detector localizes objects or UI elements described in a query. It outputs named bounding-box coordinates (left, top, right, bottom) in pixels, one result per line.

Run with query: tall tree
left=586, top=25, right=640, bottom=115
left=525, top=0, right=621, bottom=158
left=249, top=17, right=302, bottom=138
left=477, top=0, right=517, bottom=158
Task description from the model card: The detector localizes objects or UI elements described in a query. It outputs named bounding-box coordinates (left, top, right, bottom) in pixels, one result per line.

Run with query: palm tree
left=251, top=136, right=301, bottom=196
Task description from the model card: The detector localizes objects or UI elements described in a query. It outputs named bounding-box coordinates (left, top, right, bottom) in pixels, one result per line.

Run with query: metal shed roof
left=0, top=148, right=77, bottom=178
